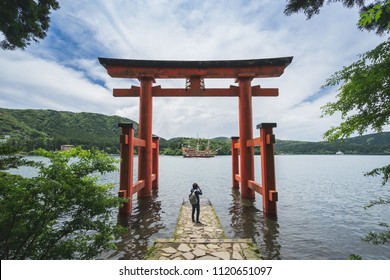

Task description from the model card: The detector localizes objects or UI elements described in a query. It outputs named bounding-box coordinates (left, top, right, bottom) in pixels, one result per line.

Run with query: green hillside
left=275, top=133, right=390, bottom=155
left=0, top=108, right=137, bottom=153
left=1, top=108, right=389, bottom=155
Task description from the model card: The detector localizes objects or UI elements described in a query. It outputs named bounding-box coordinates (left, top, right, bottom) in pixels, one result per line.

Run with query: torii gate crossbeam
left=99, top=57, right=293, bottom=219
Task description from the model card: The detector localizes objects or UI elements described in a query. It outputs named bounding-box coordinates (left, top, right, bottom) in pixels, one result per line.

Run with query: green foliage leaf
left=359, top=12, right=372, bottom=26
left=364, top=164, right=390, bottom=186
left=364, top=198, right=390, bottom=209
left=0, top=148, right=123, bottom=259
left=284, top=0, right=390, bottom=35
left=363, top=224, right=390, bottom=245
left=0, top=144, right=37, bottom=170
left=375, top=8, right=383, bottom=21
left=347, top=254, right=362, bottom=260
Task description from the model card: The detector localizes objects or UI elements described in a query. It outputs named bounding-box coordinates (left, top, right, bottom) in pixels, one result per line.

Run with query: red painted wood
left=246, top=137, right=261, bottom=147
left=118, top=124, right=134, bottom=216
left=133, top=180, right=145, bottom=194
left=138, top=77, right=154, bottom=199
left=113, top=85, right=278, bottom=97
left=152, top=137, right=159, bottom=189
left=231, top=137, right=239, bottom=189
left=260, top=126, right=277, bottom=218
left=105, top=65, right=288, bottom=79
left=133, top=137, right=145, bottom=147
left=248, top=180, right=263, bottom=194
left=238, top=77, right=255, bottom=200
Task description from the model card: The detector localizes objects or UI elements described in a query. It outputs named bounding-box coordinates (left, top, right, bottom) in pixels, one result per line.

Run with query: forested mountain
left=0, top=108, right=136, bottom=153
left=275, top=133, right=390, bottom=155
left=1, top=108, right=389, bottom=155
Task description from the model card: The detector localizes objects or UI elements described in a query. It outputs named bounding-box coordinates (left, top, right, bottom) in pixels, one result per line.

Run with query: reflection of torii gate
left=99, top=57, right=293, bottom=219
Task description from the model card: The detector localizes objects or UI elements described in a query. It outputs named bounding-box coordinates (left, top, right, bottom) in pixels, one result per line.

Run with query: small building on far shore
left=0, top=135, right=11, bottom=143
left=61, top=145, right=74, bottom=151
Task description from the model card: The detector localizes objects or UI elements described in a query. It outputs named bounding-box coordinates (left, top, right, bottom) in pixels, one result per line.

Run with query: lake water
left=11, top=155, right=390, bottom=259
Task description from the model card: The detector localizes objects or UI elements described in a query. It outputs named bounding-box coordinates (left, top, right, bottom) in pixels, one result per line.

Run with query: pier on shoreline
left=146, top=199, right=261, bottom=260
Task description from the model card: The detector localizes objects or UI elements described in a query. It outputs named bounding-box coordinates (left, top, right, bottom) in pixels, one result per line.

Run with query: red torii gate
left=99, top=57, right=293, bottom=219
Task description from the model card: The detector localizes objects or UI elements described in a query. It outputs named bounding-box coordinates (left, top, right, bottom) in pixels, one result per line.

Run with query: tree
left=0, top=147, right=124, bottom=259
left=0, top=144, right=30, bottom=171
left=285, top=0, right=390, bottom=250
left=321, top=38, right=390, bottom=142
left=0, top=0, right=60, bottom=50
left=284, top=0, right=390, bottom=35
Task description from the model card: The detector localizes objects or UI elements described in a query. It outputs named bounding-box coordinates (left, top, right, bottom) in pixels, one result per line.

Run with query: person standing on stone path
left=190, top=183, right=202, bottom=223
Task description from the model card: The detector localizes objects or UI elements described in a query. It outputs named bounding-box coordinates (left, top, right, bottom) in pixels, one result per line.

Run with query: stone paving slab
left=146, top=200, right=261, bottom=260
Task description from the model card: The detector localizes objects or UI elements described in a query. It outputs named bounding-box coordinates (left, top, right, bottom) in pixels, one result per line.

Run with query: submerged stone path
left=146, top=200, right=261, bottom=260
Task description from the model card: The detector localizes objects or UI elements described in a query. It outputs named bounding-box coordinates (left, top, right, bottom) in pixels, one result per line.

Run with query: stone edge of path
left=145, top=238, right=261, bottom=260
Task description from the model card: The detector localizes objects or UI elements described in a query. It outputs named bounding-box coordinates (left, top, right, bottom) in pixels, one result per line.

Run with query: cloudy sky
left=0, top=0, right=386, bottom=141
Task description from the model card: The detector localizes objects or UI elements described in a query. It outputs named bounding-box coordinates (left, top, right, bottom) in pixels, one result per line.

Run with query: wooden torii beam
left=112, top=85, right=279, bottom=97
left=99, top=58, right=292, bottom=97
left=99, top=57, right=292, bottom=79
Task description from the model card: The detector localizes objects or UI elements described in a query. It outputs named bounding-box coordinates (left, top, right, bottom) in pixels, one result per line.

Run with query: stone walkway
left=146, top=200, right=261, bottom=260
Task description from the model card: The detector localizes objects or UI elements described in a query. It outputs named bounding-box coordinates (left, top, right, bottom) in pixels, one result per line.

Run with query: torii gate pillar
left=138, top=77, right=154, bottom=198
left=237, top=76, right=255, bottom=199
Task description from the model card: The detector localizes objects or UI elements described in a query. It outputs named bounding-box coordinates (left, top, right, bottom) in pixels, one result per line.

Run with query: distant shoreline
left=1, top=108, right=389, bottom=156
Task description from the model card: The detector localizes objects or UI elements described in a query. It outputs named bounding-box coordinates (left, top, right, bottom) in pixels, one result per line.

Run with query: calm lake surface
left=105, top=155, right=390, bottom=260
left=13, top=155, right=390, bottom=259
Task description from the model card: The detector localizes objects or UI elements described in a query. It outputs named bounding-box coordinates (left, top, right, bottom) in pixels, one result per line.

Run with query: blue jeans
left=192, top=203, right=200, bottom=222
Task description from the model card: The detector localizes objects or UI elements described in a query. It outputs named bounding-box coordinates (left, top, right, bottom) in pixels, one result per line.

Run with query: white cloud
left=0, top=51, right=122, bottom=113
left=0, top=0, right=386, bottom=141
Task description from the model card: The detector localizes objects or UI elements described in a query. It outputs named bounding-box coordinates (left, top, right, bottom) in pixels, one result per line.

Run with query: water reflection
left=229, top=188, right=281, bottom=259
left=114, top=189, right=165, bottom=260
left=260, top=217, right=281, bottom=259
